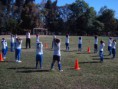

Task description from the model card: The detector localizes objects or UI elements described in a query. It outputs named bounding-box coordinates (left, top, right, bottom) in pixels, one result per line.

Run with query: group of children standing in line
left=1, top=34, right=117, bottom=71
left=1, top=34, right=22, bottom=63
left=1, top=33, right=63, bottom=72
left=65, top=34, right=117, bottom=62
left=93, top=36, right=116, bottom=62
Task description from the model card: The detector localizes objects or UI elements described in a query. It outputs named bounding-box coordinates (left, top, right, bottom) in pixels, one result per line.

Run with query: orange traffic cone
left=45, top=43, right=48, bottom=48
left=0, top=53, right=4, bottom=62
left=74, top=59, right=80, bottom=70
left=87, top=47, right=90, bottom=53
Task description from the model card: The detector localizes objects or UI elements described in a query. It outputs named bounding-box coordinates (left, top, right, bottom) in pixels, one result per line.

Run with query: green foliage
left=7, top=18, right=18, bottom=33
left=0, top=0, right=118, bottom=35
left=97, top=7, right=117, bottom=33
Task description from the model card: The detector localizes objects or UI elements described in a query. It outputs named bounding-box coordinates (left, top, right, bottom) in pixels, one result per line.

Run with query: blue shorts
left=36, top=54, right=43, bottom=61
left=108, top=46, right=112, bottom=51
left=78, top=44, right=82, bottom=49
left=65, top=43, right=69, bottom=47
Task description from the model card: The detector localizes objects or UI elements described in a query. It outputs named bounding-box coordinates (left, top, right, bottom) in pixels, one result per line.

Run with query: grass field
left=0, top=35, right=118, bottom=89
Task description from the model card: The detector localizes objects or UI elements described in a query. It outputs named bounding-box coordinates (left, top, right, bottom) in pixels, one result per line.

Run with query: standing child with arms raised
left=51, top=38, right=63, bottom=72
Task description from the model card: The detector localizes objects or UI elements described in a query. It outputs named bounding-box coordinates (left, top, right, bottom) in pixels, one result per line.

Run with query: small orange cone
left=0, top=53, right=4, bottom=62
left=87, top=47, right=90, bottom=53
left=45, top=43, right=48, bottom=48
left=74, top=59, right=80, bottom=70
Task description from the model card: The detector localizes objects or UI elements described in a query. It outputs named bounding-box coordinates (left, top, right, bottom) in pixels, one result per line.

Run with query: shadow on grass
left=7, top=67, right=36, bottom=70
left=79, top=61, right=101, bottom=64
left=68, top=61, right=100, bottom=70
left=22, top=48, right=27, bottom=49
left=92, top=58, right=111, bottom=60
left=62, top=50, right=77, bottom=52
left=77, top=52, right=93, bottom=54
left=104, top=54, right=110, bottom=56
left=16, top=69, right=50, bottom=73
left=0, top=60, right=15, bottom=63
left=91, top=55, right=99, bottom=57
left=91, top=55, right=110, bottom=57
left=46, top=49, right=53, bottom=51
left=8, top=67, right=50, bottom=73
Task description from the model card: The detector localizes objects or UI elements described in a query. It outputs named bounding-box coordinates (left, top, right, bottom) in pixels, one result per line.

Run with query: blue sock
left=51, top=63, right=54, bottom=69
left=58, top=63, right=62, bottom=70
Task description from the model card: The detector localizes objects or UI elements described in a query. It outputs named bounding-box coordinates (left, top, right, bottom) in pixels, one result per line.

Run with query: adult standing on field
left=112, top=39, right=116, bottom=59
left=26, top=31, right=31, bottom=49
left=1, top=38, right=7, bottom=60
left=94, top=35, right=98, bottom=53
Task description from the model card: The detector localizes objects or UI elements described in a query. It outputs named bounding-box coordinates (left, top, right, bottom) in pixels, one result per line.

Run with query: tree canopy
left=0, top=0, right=118, bottom=35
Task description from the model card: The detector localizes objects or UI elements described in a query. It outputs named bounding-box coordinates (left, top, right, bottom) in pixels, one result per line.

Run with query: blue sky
left=35, top=0, right=118, bottom=18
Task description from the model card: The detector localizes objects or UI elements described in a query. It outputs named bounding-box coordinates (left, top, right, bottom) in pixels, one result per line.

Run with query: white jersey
left=36, top=36, right=40, bottom=43
left=53, top=35, right=56, bottom=39
left=108, top=39, right=112, bottom=47
left=26, top=32, right=30, bottom=38
left=65, top=37, right=69, bottom=43
left=99, top=43, right=105, bottom=51
left=53, top=43, right=61, bottom=56
left=1, top=40, right=6, bottom=49
left=78, top=38, right=82, bottom=44
left=112, top=42, right=116, bottom=49
left=5, top=41, right=7, bottom=47
left=16, top=40, right=22, bottom=49
left=36, top=43, right=43, bottom=55
left=94, top=38, right=98, bottom=44
left=11, top=36, right=15, bottom=43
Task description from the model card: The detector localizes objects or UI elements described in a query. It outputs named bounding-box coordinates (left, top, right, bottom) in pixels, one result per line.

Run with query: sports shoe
left=59, top=70, right=63, bottom=72
left=18, top=60, right=22, bottom=63
left=50, top=68, right=55, bottom=71
left=16, top=60, right=18, bottom=62
left=3, top=57, right=6, bottom=59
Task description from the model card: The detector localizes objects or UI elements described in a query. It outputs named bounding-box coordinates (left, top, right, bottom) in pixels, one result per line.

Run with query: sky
left=35, top=0, right=118, bottom=18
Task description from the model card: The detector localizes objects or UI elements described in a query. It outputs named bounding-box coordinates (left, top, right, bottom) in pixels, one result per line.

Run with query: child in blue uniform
left=51, top=38, right=63, bottom=72
left=36, top=42, right=43, bottom=69
left=52, top=35, right=56, bottom=49
left=78, top=36, right=82, bottom=52
left=15, top=37, right=22, bottom=63
left=36, top=34, right=40, bottom=43
left=99, top=40, right=105, bottom=62
left=65, top=34, right=70, bottom=51
left=14, top=34, right=17, bottom=48
left=112, top=39, right=116, bottom=59
left=5, top=39, right=8, bottom=57
left=108, top=37, right=112, bottom=55
left=1, top=38, right=7, bottom=60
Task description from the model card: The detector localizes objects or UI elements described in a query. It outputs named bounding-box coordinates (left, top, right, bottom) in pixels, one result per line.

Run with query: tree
left=67, top=0, right=97, bottom=34
left=45, top=0, right=60, bottom=33
left=98, top=7, right=117, bottom=33
left=20, top=1, right=44, bottom=34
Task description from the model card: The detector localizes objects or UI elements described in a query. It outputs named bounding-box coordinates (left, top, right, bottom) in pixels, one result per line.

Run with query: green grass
left=0, top=35, right=118, bottom=89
